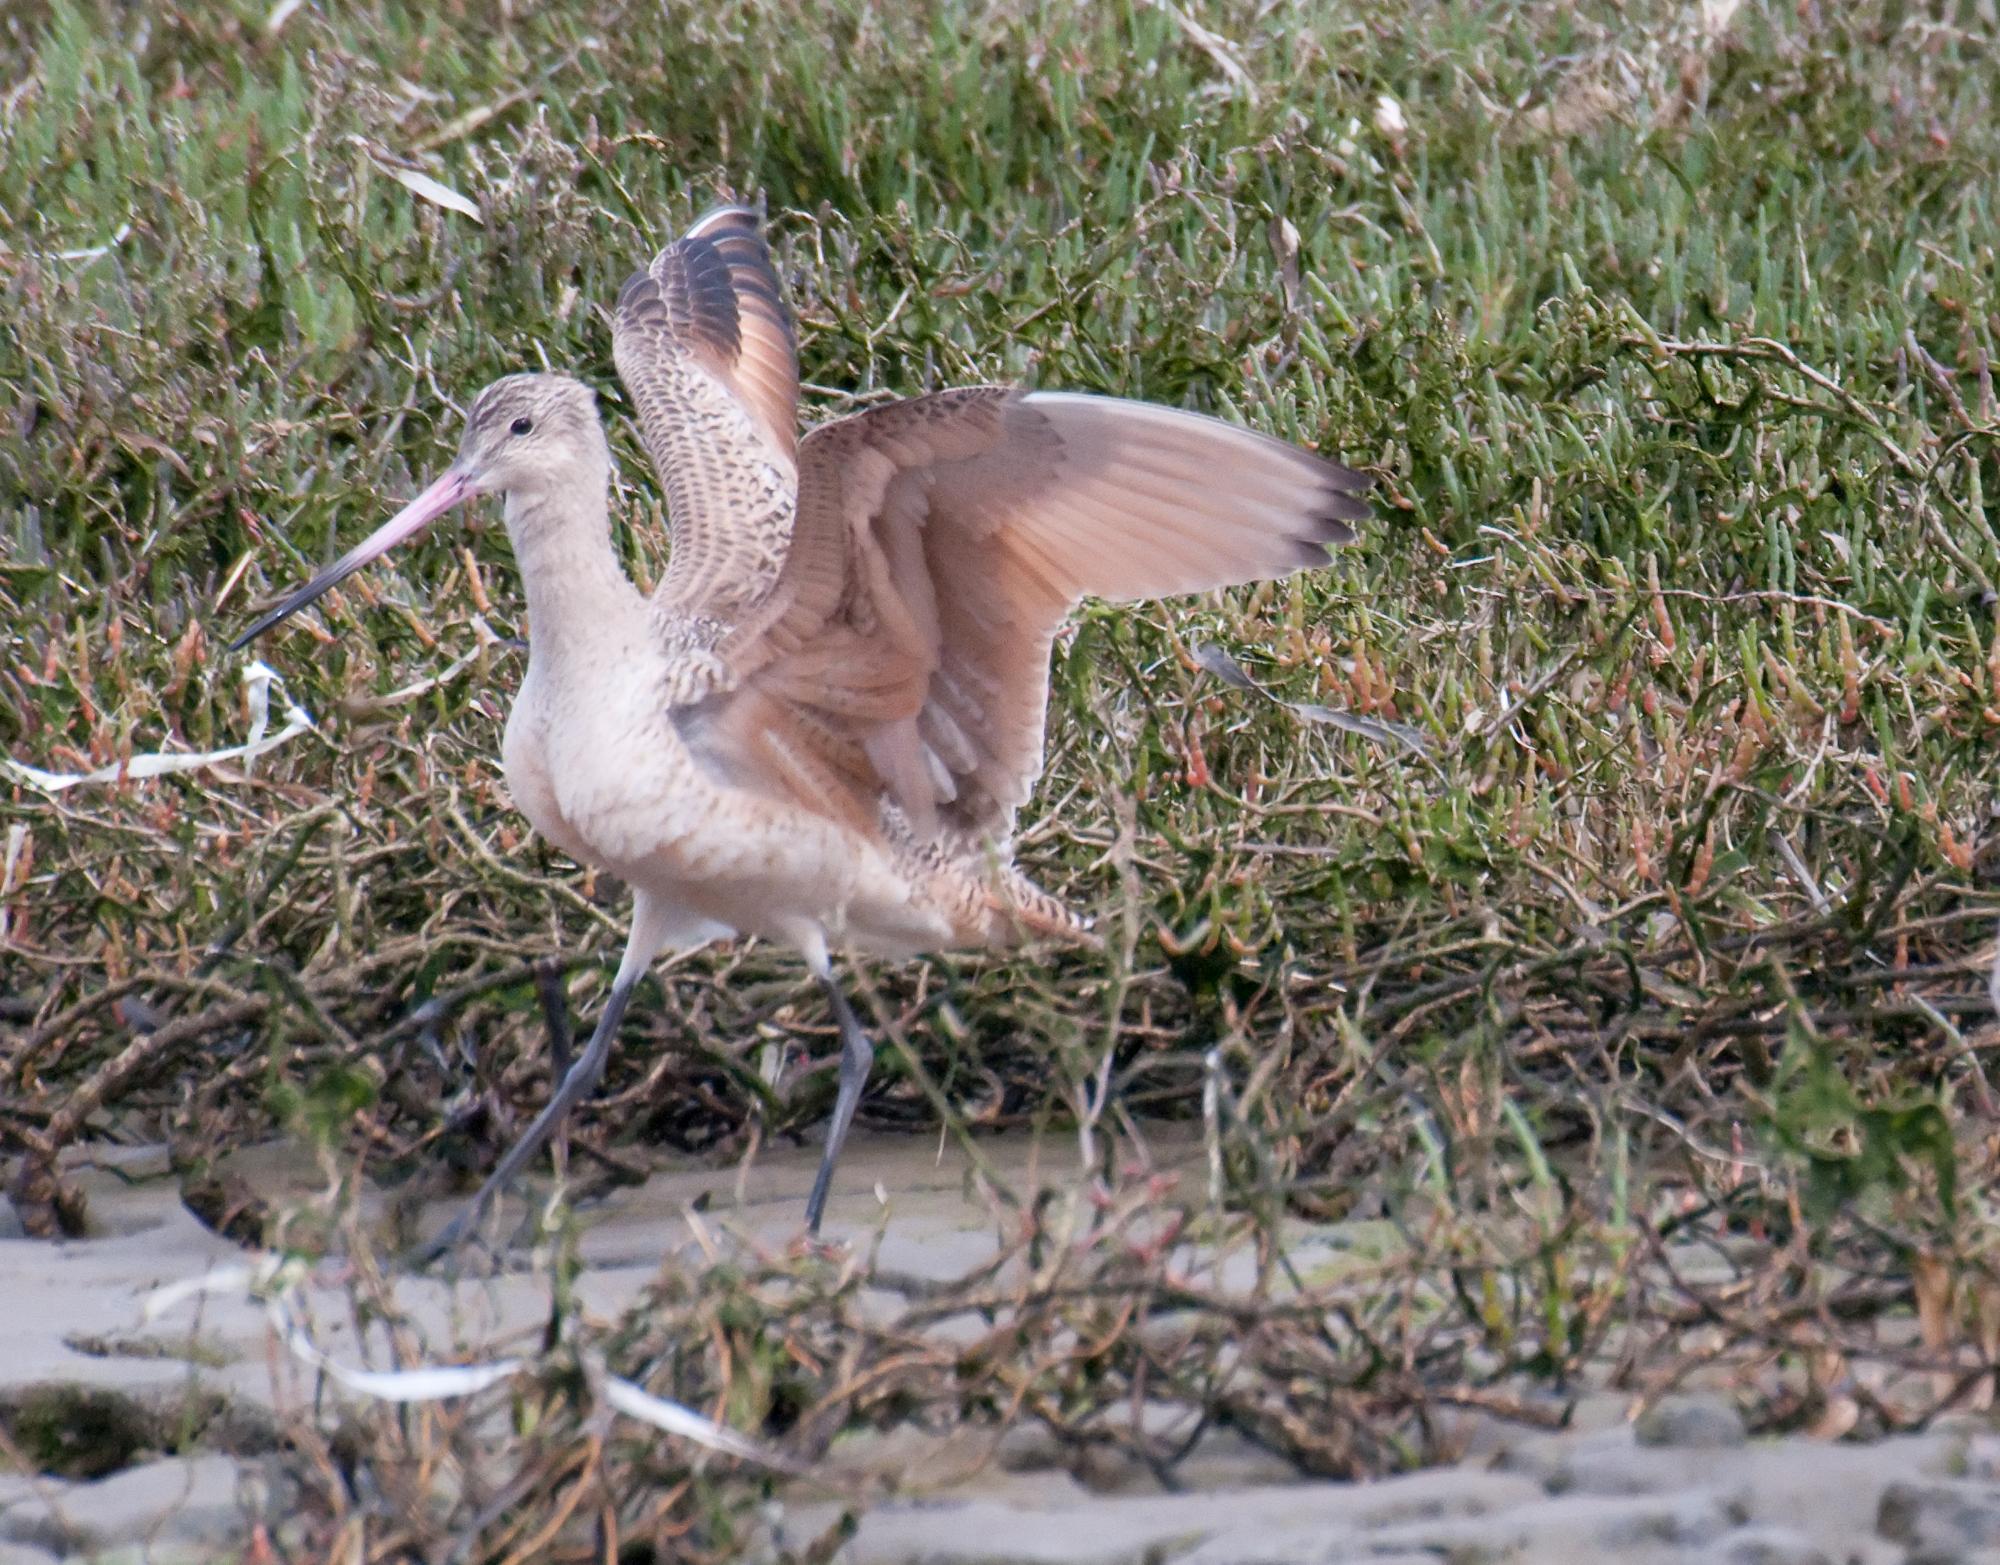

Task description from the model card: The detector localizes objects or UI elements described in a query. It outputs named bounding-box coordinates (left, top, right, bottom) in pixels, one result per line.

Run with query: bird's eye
left=510, top=416, right=534, bottom=436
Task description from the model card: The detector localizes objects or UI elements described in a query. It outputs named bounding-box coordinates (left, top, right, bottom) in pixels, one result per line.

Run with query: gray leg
left=535, top=959, right=574, bottom=1175
left=406, top=977, right=635, bottom=1266
left=407, top=891, right=688, bottom=1269
left=803, top=970, right=876, bottom=1236
left=535, top=959, right=573, bottom=1084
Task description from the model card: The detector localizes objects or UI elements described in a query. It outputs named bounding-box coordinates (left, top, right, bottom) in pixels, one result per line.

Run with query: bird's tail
left=879, top=801, right=1097, bottom=951
left=977, top=863, right=1099, bottom=950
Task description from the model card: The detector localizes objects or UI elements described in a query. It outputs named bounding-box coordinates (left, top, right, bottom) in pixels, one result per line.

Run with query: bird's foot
left=401, top=1205, right=480, bottom=1273
left=401, top=1186, right=517, bottom=1274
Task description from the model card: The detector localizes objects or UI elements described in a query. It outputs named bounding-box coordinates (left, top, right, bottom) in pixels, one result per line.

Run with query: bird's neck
left=504, top=485, right=647, bottom=668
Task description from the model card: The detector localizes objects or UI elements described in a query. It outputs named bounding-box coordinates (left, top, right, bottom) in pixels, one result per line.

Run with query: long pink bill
left=228, top=468, right=475, bottom=651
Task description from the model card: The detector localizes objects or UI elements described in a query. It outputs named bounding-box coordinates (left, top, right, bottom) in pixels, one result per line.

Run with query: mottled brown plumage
left=616, top=207, right=800, bottom=623
left=232, top=203, right=1373, bottom=1250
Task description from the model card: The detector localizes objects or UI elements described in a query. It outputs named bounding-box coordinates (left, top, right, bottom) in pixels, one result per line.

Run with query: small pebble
left=1878, top=1478, right=2000, bottom=1551
left=0, top=1455, right=243, bottom=1556
left=1634, top=1394, right=1747, bottom=1450
left=1702, top=1525, right=1830, bottom=1565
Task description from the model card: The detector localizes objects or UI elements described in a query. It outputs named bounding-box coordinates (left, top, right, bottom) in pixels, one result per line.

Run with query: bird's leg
left=408, top=894, right=678, bottom=1268
left=536, top=958, right=573, bottom=1084
left=802, top=941, right=876, bottom=1236
left=407, top=981, right=632, bottom=1266
left=534, top=958, right=573, bottom=1177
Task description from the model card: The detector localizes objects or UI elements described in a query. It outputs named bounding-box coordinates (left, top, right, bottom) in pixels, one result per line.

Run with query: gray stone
left=1499, top=1416, right=1644, bottom=1488
left=1566, top=1388, right=1639, bottom=1433
left=1542, top=1431, right=1664, bottom=1496
left=806, top=1469, right=1543, bottom=1565
left=1366, top=1487, right=1747, bottom=1557
left=1634, top=1394, right=1748, bottom=1449
left=1173, top=1526, right=1362, bottom=1565
left=0, top=1455, right=245, bottom=1555
left=1058, top=1426, right=1304, bottom=1498
left=1442, top=1389, right=1628, bottom=1467
left=56, top=1547, right=220, bottom=1565
left=1611, top=1487, right=1747, bottom=1544
left=818, top=1423, right=1095, bottom=1508
left=1879, top=1479, right=2000, bottom=1551
left=1165, top=1431, right=1304, bottom=1494
left=1925, top=1413, right=1997, bottom=1441
left=1533, top=1427, right=1952, bottom=1558
left=1702, top=1526, right=1831, bottom=1565
left=993, top=1421, right=1063, bottom=1472
left=809, top=1498, right=1216, bottom=1565
left=1961, top=1431, right=2000, bottom=1482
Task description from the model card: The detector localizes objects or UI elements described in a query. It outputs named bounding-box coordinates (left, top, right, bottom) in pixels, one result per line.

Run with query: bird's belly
left=503, top=694, right=928, bottom=941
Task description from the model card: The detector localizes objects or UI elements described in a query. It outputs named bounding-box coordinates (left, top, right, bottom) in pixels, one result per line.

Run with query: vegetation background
left=3, top=0, right=1999, bottom=1555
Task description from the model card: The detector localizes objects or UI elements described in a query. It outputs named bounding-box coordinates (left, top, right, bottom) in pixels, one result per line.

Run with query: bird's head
left=455, top=373, right=606, bottom=501
left=229, top=372, right=606, bottom=649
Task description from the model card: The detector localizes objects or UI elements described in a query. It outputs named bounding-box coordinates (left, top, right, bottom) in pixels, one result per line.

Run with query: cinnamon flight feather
left=737, top=387, right=1370, bottom=837
left=613, top=206, right=1370, bottom=842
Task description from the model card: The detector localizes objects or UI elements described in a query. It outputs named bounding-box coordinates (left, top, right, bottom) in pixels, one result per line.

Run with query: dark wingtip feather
left=1308, top=461, right=1373, bottom=543
left=621, top=204, right=795, bottom=371
left=1308, top=515, right=1361, bottom=549
left=623, top=229, right=743, bottom=363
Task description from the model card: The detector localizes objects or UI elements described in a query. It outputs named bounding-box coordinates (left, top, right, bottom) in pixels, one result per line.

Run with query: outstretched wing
left=613, top=205, right=801, bottom=619
left=717, top=388, right=1371, bottom=836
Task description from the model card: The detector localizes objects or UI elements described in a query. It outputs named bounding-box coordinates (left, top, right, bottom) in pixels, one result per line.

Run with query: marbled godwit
left=232, top=205, right=1371, bottom=1256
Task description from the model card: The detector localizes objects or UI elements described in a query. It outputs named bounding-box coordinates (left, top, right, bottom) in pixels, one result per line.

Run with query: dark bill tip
left=225, top=468, right=475, bottom=652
